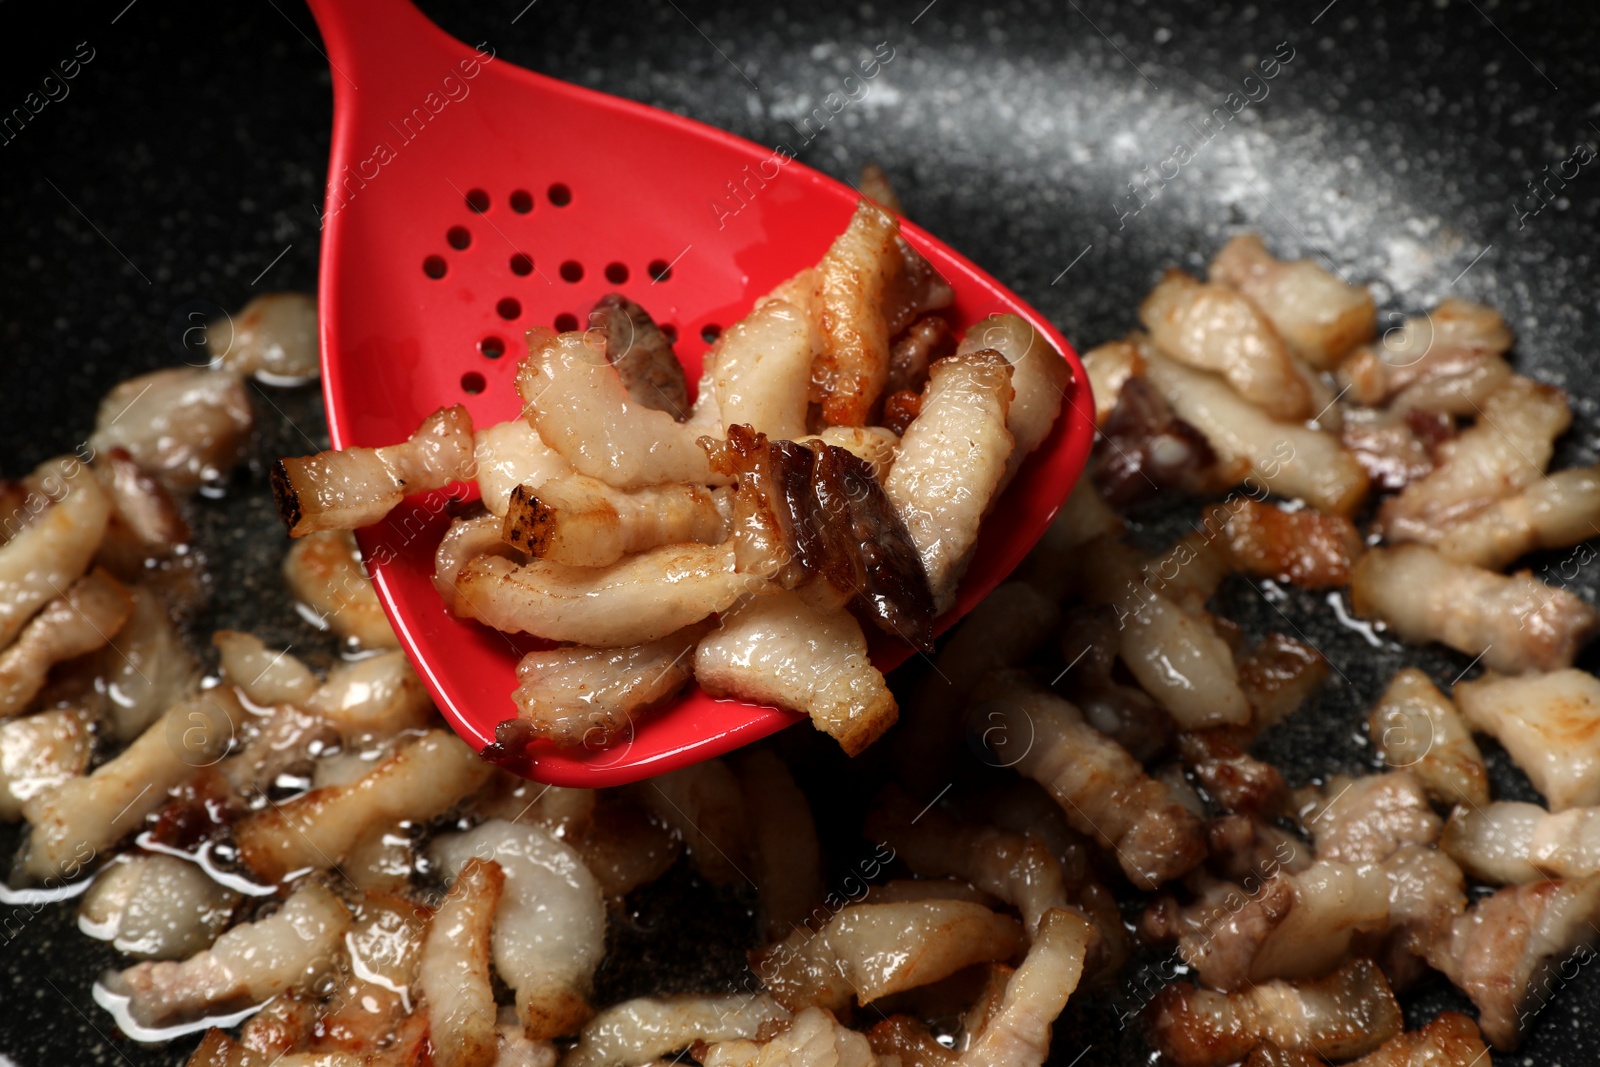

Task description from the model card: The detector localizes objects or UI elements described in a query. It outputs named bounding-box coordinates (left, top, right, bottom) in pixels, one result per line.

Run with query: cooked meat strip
left=501, top=474, right=725, bottom=568
left=295, top=650, right=431, bottom=746
left=434, top=510, right=519, bottom=614
left=1378, top=375, right=1570, bottom=540
left=1236, top=633, right=1328, bottom=733
left=1424, top=875, right=1600, bottom=1050
left=1298, top=772, right=1441, bottom=864
left=809, top=200, right=902, bottom=426
left=700, top=1005, right=880, bottom=1067
left=955, top=313, right=1072, bottom=487
left=1340, top=406, right=1439, bottom=493
left=1146, top=958, right=1403, bottom=1067
left=591, top=292, right=690, bottom=419
left=1366, top=668, right=1488, bottom=808
left=695, top=590, right=897, bottom=756
left=1139, top=269, right=1314, bottom=421
left=454, top=542, right=750, bottom=648
left=973, top=675, right=1207, bottom=889
left=272, top=404, right=474, bottom=536
left=565, top=995, right=791, bottom=1067
left=1343, top=1012, right=1489, bottom=1067
left=517, top=330, right=728, bottom=488
left=92, top=367, right=253, bottom=493
left=79, top=852, right=239, bottom=961
left=1350, top=545, right=1597, bottom=674
left=0, top=569, right=132, bottom=718
left=1206, top=498, right=1362, bottom=589
left=473, top=418, right=573, bottom=517
left=431, top=819, right=607, bottom=1039
left=813, top=440, right=935, bottom=647
left=1338, top=299, right=1514, bottom=413
left=93, top=446, right=192, bottom=578
left=20, top=688, right=245, bottom=881
left=1441, top=802, right=1547, bottom=884
left=1056, top=606, right=1173, bottom=765
left=1177, top=730, right=1287, bottom=818
left=885, top=350, right=1014, bottom=614
left=282, top=529, right=399, bottom=649
left=210, top=292, right=320, bottom=384
left=1163, top=862, right=1390, bottom=989
left=1080, top=337, right=1146, bottom=426
left=0, top=707, right=92, bottom=820
left=799, top=426, right=899, bottom=482
left=867, top=786, right=1071, bottom=936
left=1444, top=801, right=1600, bottom=881
left=0, top=455, right=113, bottom=649
left=1139, top=338, right=1369, bottom=515
left=213, top=631, right=318, bottom=707
left=419, top=857, right=504, bottom=1067
left=1455, top=668, right=1600, bottom=810
left=955, top=908, right=1095, bottom=1067
left=1208, top=234, right=1375, bottom=368
left=754, top=899, right=1023, bottom=1012
left=710, top=298, right=813, bottom=439
left=100, top=881, right=349, bottom=1031
left=510, top=624, right=705, bottom=749
left=1430, top=464, right=1600, bottom=569
left=1093, top=375, right=1223, bottom=509
left=234, top=730, right=490, bottom=882
left=1078, top=537, right=1251, bottom=730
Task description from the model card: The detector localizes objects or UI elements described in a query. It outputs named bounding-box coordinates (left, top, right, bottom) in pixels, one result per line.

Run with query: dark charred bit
left=268, top=458, right=306, bottom=536
left=803, top=440, right=870, bottom=602
left=881, top=389, right=922, bottom=437
left=721, top=424, right=808, bottom=589
left=770, top=440, right=823, bottom=576
left=1177, top=730, right=1288, bottom=819
left=502, top=483, right=557, bottom=557
left=591, top=293, right=690, bottom=420
left=1094, top=376, right=1220, bottom=510
left=887, top=315, right=956, bottom=395
left=1405, top=406, right=1457, bottom=454
left=480, top=717, right=539, bottom=769
left=814, top=444, right=936, bottom=651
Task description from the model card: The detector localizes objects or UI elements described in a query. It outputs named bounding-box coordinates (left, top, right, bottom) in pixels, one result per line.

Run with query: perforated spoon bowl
left=305, top=0, right=1094, bottom=785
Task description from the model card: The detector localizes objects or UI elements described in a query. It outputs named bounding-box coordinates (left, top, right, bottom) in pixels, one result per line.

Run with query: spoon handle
left=304, top=0, right=474, bottom=102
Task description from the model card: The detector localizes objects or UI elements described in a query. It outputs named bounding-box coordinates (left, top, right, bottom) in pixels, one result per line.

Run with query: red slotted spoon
left=304, top=0, right=1094, bottom=786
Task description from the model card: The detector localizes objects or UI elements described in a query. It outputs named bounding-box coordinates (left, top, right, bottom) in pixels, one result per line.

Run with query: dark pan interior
left=2, top=0, right=1600, bottom=1063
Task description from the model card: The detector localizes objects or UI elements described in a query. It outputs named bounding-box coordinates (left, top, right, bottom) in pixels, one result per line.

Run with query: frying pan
left=1, top=0, right=1598, bottom=1062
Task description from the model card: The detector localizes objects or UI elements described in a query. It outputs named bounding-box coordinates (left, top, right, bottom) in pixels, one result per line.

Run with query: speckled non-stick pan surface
left=3, top=1, right=1600, bottom=1063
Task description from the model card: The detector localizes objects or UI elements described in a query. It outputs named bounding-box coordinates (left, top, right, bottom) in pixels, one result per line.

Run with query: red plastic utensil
left=304, top=0, right=1094, bottom=786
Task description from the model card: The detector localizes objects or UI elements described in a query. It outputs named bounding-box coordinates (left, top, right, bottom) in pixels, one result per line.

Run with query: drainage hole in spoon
left=554, top=312, right=579, bottom=332
left=509, top=189, right=533, bottom=213
left=701, top=323, right=722, bottom=344
left=648, top=258, right=672, bottom=283
left=447, top=226, right=471, bottom=250
left=661, top=323, right=678, bottom=343
left=605, top=262, right=629, bottom=284
left=465, top=188, right=490, bottom=213
left=496, top=298, right=521, bottom=321
left=461, top=371, right=486, bottom=395
left=510, top=253, right=533, bottom=276
left=423, top=255, right=447, bottom=279
left=560, top=260, right=584, bottom=283
left=548, top=183, right=571, bottom=206
left=479, top=336, right=505, bottom=359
